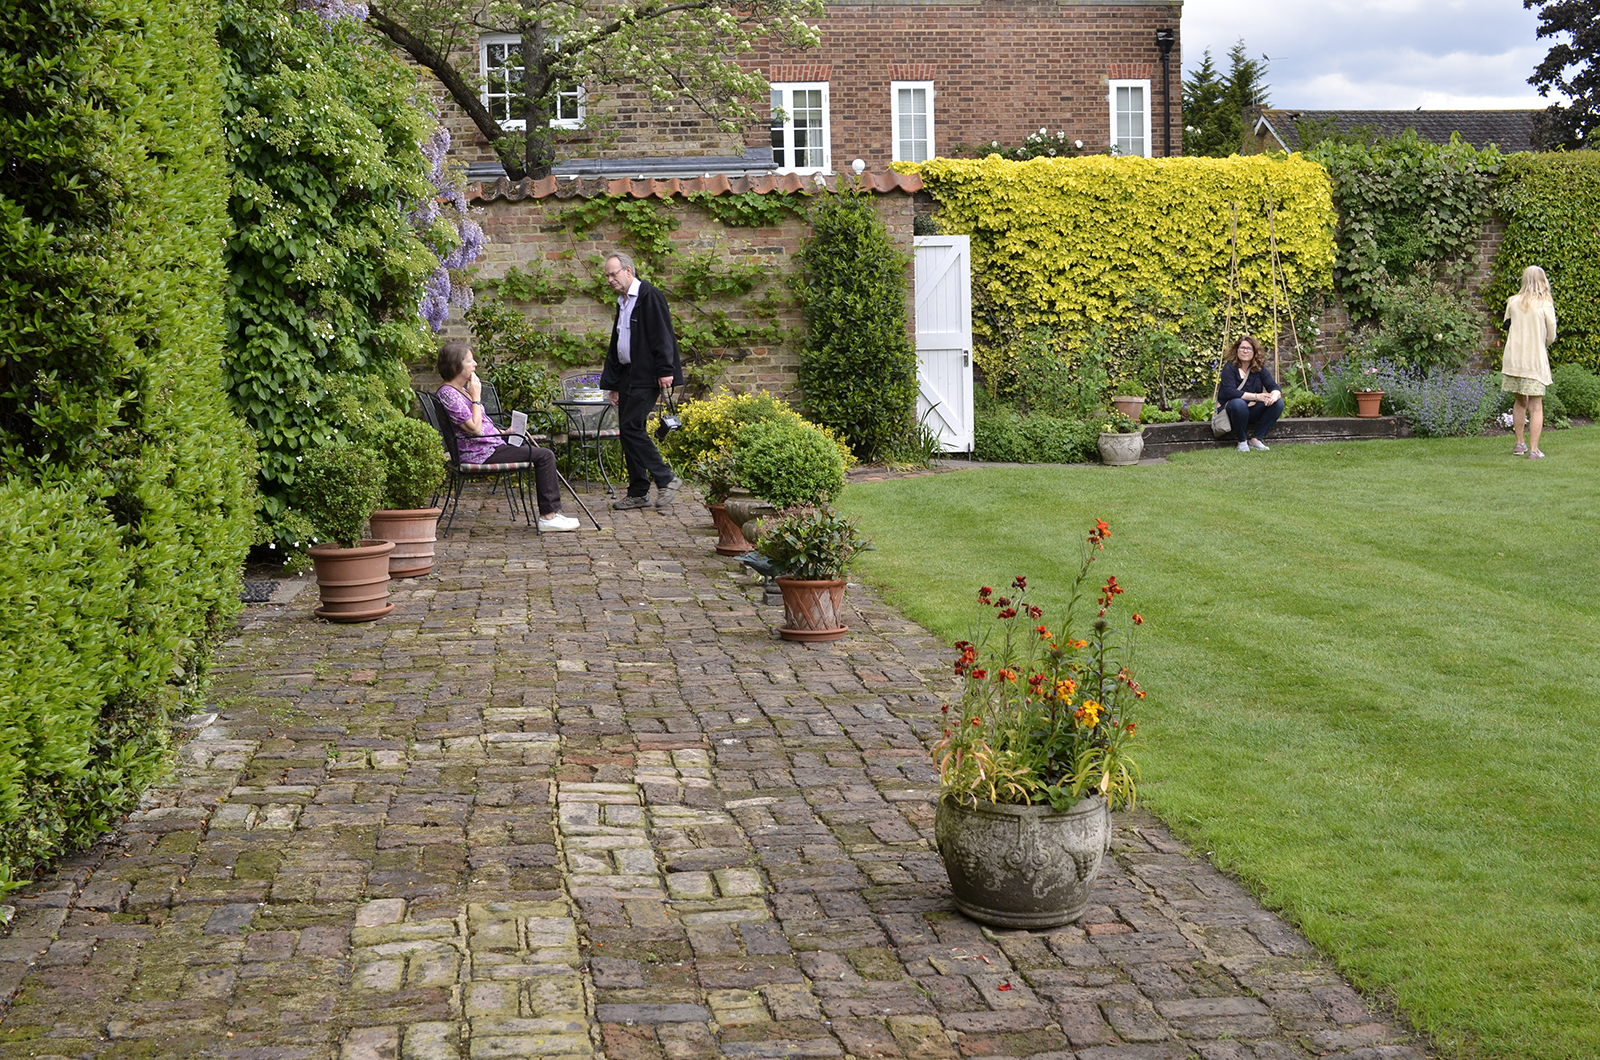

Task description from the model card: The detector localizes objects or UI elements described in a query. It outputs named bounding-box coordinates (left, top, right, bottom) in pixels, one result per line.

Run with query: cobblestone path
left=0, top=493, right=1429, bottom=1060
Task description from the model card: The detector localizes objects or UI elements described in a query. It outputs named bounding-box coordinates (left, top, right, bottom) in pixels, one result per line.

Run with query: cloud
left=1182, top=0, right=1557, bottom=108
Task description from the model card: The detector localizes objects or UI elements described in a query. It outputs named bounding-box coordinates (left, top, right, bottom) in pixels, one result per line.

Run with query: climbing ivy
left=684, top=190, right=807, bottom=228
left=1305, top=130, right=1501, bottom=320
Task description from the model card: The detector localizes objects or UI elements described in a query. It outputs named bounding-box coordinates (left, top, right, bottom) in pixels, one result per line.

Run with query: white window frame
left=479, top=32, right=585, bottom=132
left=1108, top=79, right=1152, bottom=157
left=770, top=82, right=831, bottom=174
left=890, top=81, right=935, bottom=163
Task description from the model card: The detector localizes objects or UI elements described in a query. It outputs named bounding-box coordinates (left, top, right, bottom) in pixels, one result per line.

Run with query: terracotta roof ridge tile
left=468, top=170, right=922, bottom=202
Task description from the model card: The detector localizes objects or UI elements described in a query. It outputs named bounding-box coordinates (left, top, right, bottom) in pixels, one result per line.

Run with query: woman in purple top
left=1216, top=336, right=1284, bottom=453
left=435, top=341, right=577, bottom=532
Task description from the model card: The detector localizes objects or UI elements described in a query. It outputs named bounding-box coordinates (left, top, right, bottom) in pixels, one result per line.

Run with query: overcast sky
left=1181, top=0, right=1562, bottom=110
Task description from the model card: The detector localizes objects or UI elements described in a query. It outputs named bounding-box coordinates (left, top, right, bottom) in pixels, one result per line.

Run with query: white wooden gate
left=913, top=235, right=973, bottom=453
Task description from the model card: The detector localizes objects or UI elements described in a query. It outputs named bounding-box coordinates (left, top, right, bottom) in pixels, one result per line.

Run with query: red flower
left=995, top=596, right=1011, bottom=608
left=997, top=668, right=1017, bottom=683
left=941, top=704, right=950, bottom=714
left=1027, top=605, right=1042, bottom=619
left=1095, top=519, right=1110, bottom=538
left=977, top=587, right=992, bottom=601
left=1125, top=721, right=1136, bottom=733
left=1012, top=576, right=1027, bottom=590
left=1132, top=613, right=1143, bottom=625
left=971, top=668, right=987, bottom=680
left=1036, top=624, right=1052, bottom=639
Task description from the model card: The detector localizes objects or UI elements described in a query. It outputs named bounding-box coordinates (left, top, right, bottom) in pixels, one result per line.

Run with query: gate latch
left=963, top=351, right=970, bottom=367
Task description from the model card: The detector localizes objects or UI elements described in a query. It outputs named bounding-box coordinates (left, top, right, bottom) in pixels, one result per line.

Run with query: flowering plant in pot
left=294, top=441, right=393, bottom=622
left=754, top=506, right=872, bottom=642
left=1096, top=410, right=1144, bottom=465
left=686, top=448, right=754, bottom=555
left=932, top=518, right=1143, bottom=928
left=366, top=416, right=447, bottom=578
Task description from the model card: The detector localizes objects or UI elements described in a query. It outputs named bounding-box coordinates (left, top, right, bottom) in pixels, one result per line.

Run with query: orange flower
left=1132, top=613, right=1143, bottom=625
left=1036, top=624, right=1052, bottom=639
left=997, top=668, right=1017, bottom=683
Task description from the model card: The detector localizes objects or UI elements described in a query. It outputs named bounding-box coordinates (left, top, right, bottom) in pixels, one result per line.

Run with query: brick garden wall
left=454, top=179, right=920, bottom=406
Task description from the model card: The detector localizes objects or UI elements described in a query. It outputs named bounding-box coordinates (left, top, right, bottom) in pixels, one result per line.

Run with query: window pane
left=793, top=89, right=824, bottom=169
left=897, top=87, right=929, bottom=163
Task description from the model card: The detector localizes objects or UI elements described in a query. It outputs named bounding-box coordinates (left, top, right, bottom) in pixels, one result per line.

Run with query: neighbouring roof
left=469, top=170, right=924, bottom=202
left=1246, top=108, right=1543, bottom=153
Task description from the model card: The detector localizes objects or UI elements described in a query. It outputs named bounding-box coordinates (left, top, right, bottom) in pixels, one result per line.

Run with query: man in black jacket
left=599, top=252, right=685, bottom=509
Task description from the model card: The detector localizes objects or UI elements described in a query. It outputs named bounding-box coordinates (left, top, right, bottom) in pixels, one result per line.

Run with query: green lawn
left=840, top=428, right=1600, bottom=1060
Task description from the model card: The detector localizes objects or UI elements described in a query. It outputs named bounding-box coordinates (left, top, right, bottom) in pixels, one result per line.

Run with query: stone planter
left=368, top=508, right=442, bottom=578
left=934, top=794, right=1111, bottom=928
left=708, top=503, right=754, bottom=556
left=1355, top=390, right=1385, bottom=418
left=1097, top=431, right=1144, bottom=466
left=308, top=539, right=395, bottom=622
left=723, top=497, right=779, bottom=547
left=1111, top=395, right=1146, bottom=422
left=774, top=577, right=848, bottom=642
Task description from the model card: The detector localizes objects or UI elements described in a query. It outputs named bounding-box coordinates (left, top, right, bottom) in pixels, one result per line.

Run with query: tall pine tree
left=1182, top=41, right=1270, bottom=156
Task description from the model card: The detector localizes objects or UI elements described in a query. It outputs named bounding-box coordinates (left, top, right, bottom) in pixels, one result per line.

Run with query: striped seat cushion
left=457, top=460, right=533, bottom=473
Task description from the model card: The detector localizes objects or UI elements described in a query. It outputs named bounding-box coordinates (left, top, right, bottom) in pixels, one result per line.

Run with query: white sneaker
left=537, top=513, right=580, bottom=532
left=1249, top=438, right=1270, bottom=451
left=1237, top=441, right=1251, bottom=452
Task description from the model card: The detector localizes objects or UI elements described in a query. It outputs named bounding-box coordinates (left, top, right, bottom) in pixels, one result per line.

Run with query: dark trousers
left=487, top=443, right=561, bottom=514
left=617, top=388, right=673, bottom=497
left=1224, top=398, right=1284, bottom=443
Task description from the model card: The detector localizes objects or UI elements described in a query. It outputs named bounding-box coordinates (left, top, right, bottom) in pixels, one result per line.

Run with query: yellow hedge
left=903, top=155, right=1336, bottom=357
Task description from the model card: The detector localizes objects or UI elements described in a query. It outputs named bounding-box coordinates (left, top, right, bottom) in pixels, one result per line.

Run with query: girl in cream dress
left=1501, top=265, right=1558, bottom=459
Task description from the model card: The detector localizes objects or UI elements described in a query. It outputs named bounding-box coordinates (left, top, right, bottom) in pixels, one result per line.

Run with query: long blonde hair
left=1515, top=265, right=1553, bottom=312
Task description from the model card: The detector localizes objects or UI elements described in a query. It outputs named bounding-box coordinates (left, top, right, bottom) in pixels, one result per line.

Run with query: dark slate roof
left=1249, top=108, right=1542, bottom=152
left=466, top=147, right=776, bottom=182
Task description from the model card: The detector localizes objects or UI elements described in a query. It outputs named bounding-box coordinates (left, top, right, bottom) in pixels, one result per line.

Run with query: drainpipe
left=1155, top=29, right=1176, bottom=157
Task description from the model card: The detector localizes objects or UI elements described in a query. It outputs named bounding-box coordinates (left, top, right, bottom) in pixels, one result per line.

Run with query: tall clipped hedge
left=903, top=156, right=1336, bottom=364
left=219, top=0, right=436, bottom=545
left=1, top=0, right=254, bottom=887
left=1491, top=153, right=1600, bottom=370
left=794, top=188, right=919, bottom=461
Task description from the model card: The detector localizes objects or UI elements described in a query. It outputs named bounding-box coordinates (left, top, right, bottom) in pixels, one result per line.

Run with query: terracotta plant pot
left=1355, top=390, right=1384, bottom=418
left=368, top=508, right=442, bottom=578
left=708, top=503, right=754, bottom=556
left=1111, top=395, right=1145, bottom=422
left=1097, top=431, right=1144, bottom=466
left=774, top=577, right=849, bottom=642
left=935, top=794, right=1111, bottom=928
left=308, top=539, right=395, bottom=622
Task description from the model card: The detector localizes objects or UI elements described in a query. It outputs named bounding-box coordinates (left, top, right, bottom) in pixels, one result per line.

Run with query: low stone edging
left=1141, top=416, right=1409, bottom=459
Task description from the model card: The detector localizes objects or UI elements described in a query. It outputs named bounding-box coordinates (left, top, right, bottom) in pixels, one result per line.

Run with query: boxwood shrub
left=974, top=409, right=1099, bottom=464
left=735, top=418, right=847, bottom=509
left=0, top=0, right=254, bottom=887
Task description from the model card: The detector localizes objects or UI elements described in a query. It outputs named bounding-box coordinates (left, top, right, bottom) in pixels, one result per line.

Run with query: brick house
left=444, top=0, right=1185, bottom=180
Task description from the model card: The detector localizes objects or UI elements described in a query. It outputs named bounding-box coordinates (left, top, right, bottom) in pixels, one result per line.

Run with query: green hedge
left=794, top=188, right=919, bottom=461
left=1491, top=153, right=1600, bottom=371
left=0, top=0, right=254, bottom=887
left=974, top=409, right=1100, bottom=464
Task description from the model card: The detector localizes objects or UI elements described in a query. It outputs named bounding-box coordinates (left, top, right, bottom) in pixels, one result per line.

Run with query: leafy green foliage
left=735, top=417, right=847, bottom=509
left=219, top=0, right=436, bottom=546
left=1367, top=274, right=1488, bottom=369
left=684, top=190, right=807, bottom=228
left=1551, top=363, right=1600, bottom=419
left=1490, top=152, right=1600, bottom=370
left=973, top=408, right=1099, bottom=464
left=794, top=189, right=919, bottom=461
left=368, top=416, right=446, bottom=510
left=0, top=0, right=254, bottom=888
left=1305, top=130, right=1501, bottom=320
left=295, top=441, right=387, bottom=548
left=1182, top=42, right=1270, bottom=157
left=1526, top=0, right=1600, bottom=149
left=755, top=506, right=871, bottom=580
left=481, top=355, right=563, bottom=435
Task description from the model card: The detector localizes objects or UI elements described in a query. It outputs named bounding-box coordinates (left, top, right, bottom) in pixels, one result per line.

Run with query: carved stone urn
left=934, top=793, right=1111, bottom=928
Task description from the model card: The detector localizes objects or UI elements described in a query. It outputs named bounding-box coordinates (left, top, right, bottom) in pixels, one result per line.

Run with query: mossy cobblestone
left=0, top=494, right=1429, bottom=1060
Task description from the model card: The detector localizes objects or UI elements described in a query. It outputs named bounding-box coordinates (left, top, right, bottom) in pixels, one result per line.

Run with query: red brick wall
left=750, top=1, right=1185, bottom=164
left=452, top=187, right=919, bottom=405
left=431, top=0, right=1183, bottom=172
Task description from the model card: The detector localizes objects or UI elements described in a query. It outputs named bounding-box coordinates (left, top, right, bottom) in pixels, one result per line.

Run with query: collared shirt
left=616, top=277, right=641, bottom=364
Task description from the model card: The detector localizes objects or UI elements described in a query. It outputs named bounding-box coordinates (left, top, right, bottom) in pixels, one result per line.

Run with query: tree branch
left=369, top=6, right=531, bottom=180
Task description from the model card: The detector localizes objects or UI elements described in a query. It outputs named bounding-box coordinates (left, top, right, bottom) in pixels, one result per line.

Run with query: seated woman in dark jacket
left=435, top=341, right=578, bottom=532
left=1217, top=336, right=1284, bottom=452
